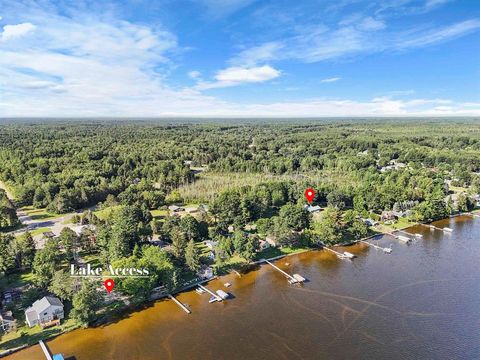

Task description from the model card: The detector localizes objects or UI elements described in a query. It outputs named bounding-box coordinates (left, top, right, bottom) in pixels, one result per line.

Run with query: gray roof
left=26, top=296, right=63, bottom=316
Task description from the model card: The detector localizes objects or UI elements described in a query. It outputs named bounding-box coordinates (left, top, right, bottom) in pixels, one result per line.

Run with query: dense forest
left=1, top=119, right=479, bottom=215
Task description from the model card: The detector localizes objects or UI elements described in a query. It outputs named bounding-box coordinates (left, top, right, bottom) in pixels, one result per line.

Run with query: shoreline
left=2, top=210, right=478, bottom=357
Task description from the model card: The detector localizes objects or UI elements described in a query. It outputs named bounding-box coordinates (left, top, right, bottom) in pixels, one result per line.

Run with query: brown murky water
left=6, top=216, right=480, bottom=360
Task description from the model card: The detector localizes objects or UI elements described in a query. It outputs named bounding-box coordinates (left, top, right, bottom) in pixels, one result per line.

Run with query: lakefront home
left=25, top=296, right=64, bottom=328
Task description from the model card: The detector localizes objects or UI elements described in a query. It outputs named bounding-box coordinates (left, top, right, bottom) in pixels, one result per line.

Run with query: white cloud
left=227, top=17, right=480, bottom=65
left=230, top=42, right=283, bottom=67
left=188, top=70, right=201, bottom=79
left=1, top=22, right=36, bottom=41
left=358, top=17, right=386, bottom=31
left=321, top=77, right=341, bottom=83
left=424, top=0, right=451, bottom=10
left=395, top=19, right=480, bottom=49
left=196, top=65, right=280, bottom=89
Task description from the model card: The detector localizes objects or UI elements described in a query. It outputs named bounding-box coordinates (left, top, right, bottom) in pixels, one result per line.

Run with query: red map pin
left=104, top=278, right=115, bottom=293
left=304, top=188, right=315, bottom=204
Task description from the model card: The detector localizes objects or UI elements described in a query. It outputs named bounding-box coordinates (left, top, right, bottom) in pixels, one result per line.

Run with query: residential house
left=258, top=240, right=270, bottom=251
left=184, top=207, right=198, bottom=214
left=168, top=205, right=185, bottom=213
left=207, top=251, right=215, bottom=261
left=204, top=240, right=218, bottom=250
left=304, top=205, right=322, bottom=213
left=198, top=266, right=214, bottom=279
left=25, top=296, right=64, bottom=328
left=380, top=211, right=397, bottom=222
left=265, top=235, right=279, bottom=247
left=363, top=218, right=378, bottom=226
left=199, top=204, right=209, bottom=212
left=475, top=194, right=480, bottom=207
left=0, top=311, right=15, bottom=332
left=42, top=231, right=56, bottom=239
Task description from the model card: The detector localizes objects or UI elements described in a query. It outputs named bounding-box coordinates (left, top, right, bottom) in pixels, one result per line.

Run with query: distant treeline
left=0, top=120, right=479, bottom=214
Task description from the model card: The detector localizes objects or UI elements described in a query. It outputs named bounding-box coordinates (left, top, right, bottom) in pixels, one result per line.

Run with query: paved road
left=1, top=181, right=97, bottom=248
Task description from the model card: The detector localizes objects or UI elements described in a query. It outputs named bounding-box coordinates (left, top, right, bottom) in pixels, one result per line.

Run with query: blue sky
left=0, top=0, right=479, bottom=117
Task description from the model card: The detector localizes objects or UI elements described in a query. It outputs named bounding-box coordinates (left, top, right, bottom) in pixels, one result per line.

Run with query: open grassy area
left=94, top=205, right=122, bottom=220
left=20, top=206, right=61, bottom=222
left=151, top=209, right=169, bottom=218
left=178, top=172, right=294, bottom=203
left=0, top=271, right=34, bottom=290
left=0, top=318, right=79, bottom=352
left=254, top=246, right=311, bottom=261
left=27, top=227, right=51, bottom=237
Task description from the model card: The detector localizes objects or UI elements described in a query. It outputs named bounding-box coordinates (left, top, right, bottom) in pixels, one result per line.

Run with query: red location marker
left=104, top=278, right=114, bottom=293
left=304, top=188, right=315, bottom=204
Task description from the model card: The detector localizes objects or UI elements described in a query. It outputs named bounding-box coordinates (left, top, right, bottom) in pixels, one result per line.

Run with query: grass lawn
left=0, top=271, right=34, bottom=290
left=151, top=209, right=168, bottom=218
left=94, top=205, right=122, bottom=220
left=255, top=246, right=310, bottom=261
left=27, top=227, right=51, bottom=237
left=373, top=218, right=417, bottom=233
left=20, top=206, right=61, bottom=221
left=0, top=318, right=79, bottom=352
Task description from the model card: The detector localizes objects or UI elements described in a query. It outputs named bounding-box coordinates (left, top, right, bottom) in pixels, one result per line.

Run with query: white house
left=265, top=235, right=279, bottom=247
left=304, top=205, right=322, bottom=213
left=25, top=296, right=64, bottom=328
left=258, top=240, right=270, bottom=251
left=204, top=240, right=218, bottom=249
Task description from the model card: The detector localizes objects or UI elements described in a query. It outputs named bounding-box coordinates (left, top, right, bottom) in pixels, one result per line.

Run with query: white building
left=258, top=240, right=270, bottom=251
left=304, top=205, right=322, bottom=213
left=204, top=240, right=218, bottom=249
left=25, top=296, right=64, bottom=328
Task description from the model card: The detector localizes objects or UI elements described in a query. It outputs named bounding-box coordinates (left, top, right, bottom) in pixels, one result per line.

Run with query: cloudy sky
left=0, top=0, right=479, bottom=117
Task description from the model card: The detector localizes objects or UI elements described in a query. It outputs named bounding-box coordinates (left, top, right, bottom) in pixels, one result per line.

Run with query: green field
left=20, top=206, right=61, bottom=222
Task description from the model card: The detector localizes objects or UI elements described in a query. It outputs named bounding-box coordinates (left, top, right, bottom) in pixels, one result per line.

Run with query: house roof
left=26, top=296, right=63, bottom=316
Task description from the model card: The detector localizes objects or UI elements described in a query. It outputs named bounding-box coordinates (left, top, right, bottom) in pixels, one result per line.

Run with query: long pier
left=168, top=294, right=191, bottom=314
left=419, top=223, right=453, bottom=232
left=198, top=284, right=222, bottom=302
left=39, top=341, right=53, bottom=360
left=323, top=247, right=347, bottom=259
left=264, top=259, right=303, bottom=283
left=360, top=240, right=392, bottom=253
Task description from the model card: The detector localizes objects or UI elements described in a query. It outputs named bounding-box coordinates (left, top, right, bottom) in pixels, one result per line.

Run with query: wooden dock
left=323, top=247, right=347, bottom=259
left=168, top=294, right=191, bottom=314
left=197, top=285, right=222, bottom=302
left=360, top=240, right=392, bottom=253
left=264, top=259, right=304, bottom=283
left=419, top=223, right=453, bottom=232
left=39, top=341, right=52, bottom=360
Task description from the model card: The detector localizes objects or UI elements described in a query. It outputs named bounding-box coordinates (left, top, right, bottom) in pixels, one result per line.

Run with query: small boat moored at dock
left=383, top=247, right=392, bottom=253
left=343, top=251, right=356, bottom=259
left=216, top=290, right=230, bottom=300
left=397, top=235, right=412, bottom=244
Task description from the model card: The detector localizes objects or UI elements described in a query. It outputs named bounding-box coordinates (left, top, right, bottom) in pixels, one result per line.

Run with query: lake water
left=6, top=215, right=480, bottom=360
